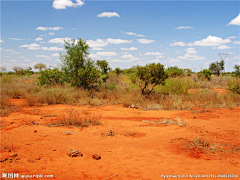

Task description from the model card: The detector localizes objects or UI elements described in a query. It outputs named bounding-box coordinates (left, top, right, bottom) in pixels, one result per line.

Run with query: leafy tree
left=209, top=60, right=224, bottom=76
left=12, top=66, right=23, bottom=76
left=96, top=60, right=110, bottom=74
left=233, top=64, right=240, bottom=77
left=183, top=68, right=193, bottom=76
left=61, top=38, right=90, bottom=87
left=135, top=63, right=168, bottom=95
left=0, top=67, right=7, bottom=73
left=198, top=69, right=212, bottom=81
left=114, top=67, right=122, bottom=76
left=166, top=66, right=185, bottom=78
left=34, top=63, right=47, bottom=72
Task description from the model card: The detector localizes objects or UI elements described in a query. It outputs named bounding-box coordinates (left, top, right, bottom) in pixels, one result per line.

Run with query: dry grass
left=49, top=108, right=102, bottom=128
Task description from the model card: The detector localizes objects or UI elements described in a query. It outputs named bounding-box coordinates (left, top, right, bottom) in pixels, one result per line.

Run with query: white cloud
left=185, top=48, right=197, bottom=54
left=72, top=28, right=78, bottom=30
left=234, top=55, right=240, bottom=60
left=106, top=38, right=132, bottom=44
left=138, top=39, right=155, bottom=44
left=49, top=32, right=55, bottom=36
left=35, top=37, right=43, bottom=41
left=147, top=59, right=161, bottom=63
left=227, top=13, right=240, bottom=26
left=52, top=0, right=84, bottom=9
left=227, top=36, right=237, bottom=39
left=144, top=52, right=165, bottom=56
left=4, top=49, right=20, bottom=54
left=156, top=56, right=164, bottom=59
left=110, top=58, right=138, bottom=62
left=86, top=39, right=108, bottom=47
left=92, top=47, right=104, bottom=50
left=122, top=31, right=144, bottom=37
left=227, top=52, right=235, bottom=55
left=18, top=56, right=25, bottom=58
left=97, top=12, right=120, bottom=18
left=25, top=59, right=31, bottom=62
left=170, top=41, right=185, bottom=46
left=4, top=56, right=9, bottom=57
left=40, top=34, right=47, bottom=37
left=0, top=39, right=4, bottom=42
left=9, top=60, right=16, bottom=62
left=0, top=48, right=2, bottom=50
left=121, top=54, right=134, bottom=58
left=41, top=46, right=64, bottom=51
left=168, top=57, right=180, bottom=62
left=233, top=41, right=240, bottom=44
left=166, top=48, right=170, bottom=50
left=48, top=37, right=71, bottom=43
left=176, top=26, right=193, bottom=29
left=175, top=50, right=180, bottom=53
left=96, top=51, right=117, bottom=56
left=9, top=38, right=25, bottom=40
left=19, top=43, right=41, bottom=50
left=178, top=54, right=205, bottom=61
left=121, top=47, right=138, bottom=50
left=188, top=35, right=231, bottom=46
left=35, top=55, right=50, bottom=58
left=36, top=26, right=63, bottom=31
left=89, top=54, right=100, bottom=60
left=215, top=45, right=231, bottom=49
left=51, top=53, right=60, bottom=57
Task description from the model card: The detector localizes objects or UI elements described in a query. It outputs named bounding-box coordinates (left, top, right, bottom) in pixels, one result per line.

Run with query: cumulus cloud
left=5, top=49, right=20, bottom=54
left=233, top=41, right=240, bottom=44
left=51, top=53, right=60, bottom=57
left=138, top=39, right=155, bottom=44
left=49, top=32, right=55, bottom=36
left=0, top=39, right=4, bottom=42
left=97, top=12, right=120, bottom=18
left=86, top=39, right=108, bottom=47
left=36, top=26, right=63, bottom=31
left=185, top=48, right=197, bottom=54
left=52, top=0, right=84, bottom=9
left=110, top=58, right=138, bottom=62
left=122, top=31, right=144, bottom=37
left=35, top=37, right=43, bottom=41
left=227, top=36, right=237, bottom=39
left=144, top=52, right=165, bottom=56
left=106, top=38, right=132, bottom=44
left=35, top=55, right=50, bottom=58
left=18, top=56, right=25, bottom=58
left=42, top=46, right=64, bottom=51
left=9, top=38, right=25, bottom=40
left=227, top=13, right=240, bottom=26
left=178, top=54, right=205, bottom=60
left=121, top=54, right=134, bottom=58
left=25, top=59, right=31, bottom=62
left=48, top=37, right=71, bottom=43
left=89, top=54, right=100, bottom=60
left=188, top=35, right=231, bottom=46
left=167, top=57, right=180, bottom=62
left=96, top=51, right=117, bottom=56
left=156, top=56, right=164, bottom=58
left=212, top=45, right=231, bottom=49
left=19, top=43, right=41, bottom=50
left=92, top=47, right=104, bottom=50
left=176, top=26, right=193, bottom=29
left=175, top=50, right=180, bottom=53
left=9, top=60, right=16, bottom=62
left=121, top=47, right=138, bottom=50
left=170, top=41, right=185, bottom=46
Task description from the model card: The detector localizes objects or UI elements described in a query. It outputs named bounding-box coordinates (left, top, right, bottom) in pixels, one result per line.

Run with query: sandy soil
left=1, top=99, right=240, bottom=180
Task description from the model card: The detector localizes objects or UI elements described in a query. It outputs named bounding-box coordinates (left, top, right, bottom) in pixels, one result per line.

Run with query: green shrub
left=166, top=66, right=185, bottom=78
left=198, top=69, right=212, bottom=81
left=37, top=68, right=66, bottom=86
left=226, top=79, right=240, bottom=94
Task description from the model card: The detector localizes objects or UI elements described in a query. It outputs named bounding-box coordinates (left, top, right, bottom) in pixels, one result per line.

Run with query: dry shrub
left=55, top=108, right=101, bottom=128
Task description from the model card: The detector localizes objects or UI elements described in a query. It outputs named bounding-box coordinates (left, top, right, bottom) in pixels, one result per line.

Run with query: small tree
left=61, top=38, right=90, bottom=87
left=166, top=66, right=185, bottom=78
left=34, top=63, right=47, bottom=72
left=0, top=67, right=7, bottom=73
left=233, top=65, right=240, bottom=77
left=209, top=60, right=224, bottom=76
left=96, top=60, right=110, bottom=74
left=12, top=66, right=23, bottom=76
left=198, top=69, right=212, bottom=81
left=135, top=63, right=168, bottom=95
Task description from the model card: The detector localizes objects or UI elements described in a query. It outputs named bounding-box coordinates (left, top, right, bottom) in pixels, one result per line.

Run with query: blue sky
left=1, top=0, right=239, bottom=72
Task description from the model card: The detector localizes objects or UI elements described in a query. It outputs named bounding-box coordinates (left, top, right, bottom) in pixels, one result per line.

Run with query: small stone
left=53, top=149, right=57, bottom=151
left=67, top=150, right=83, bottom=157
left=34, top=130, right=37, bottom=133
left=9, top=153, right=17, bottom=157
left=92, top=153, right=101, bottom=160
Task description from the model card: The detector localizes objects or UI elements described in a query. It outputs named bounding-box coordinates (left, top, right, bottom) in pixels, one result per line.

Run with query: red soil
left=1, top=100, right=240, bottom=180
left=188, top=88, right=229, bottom=95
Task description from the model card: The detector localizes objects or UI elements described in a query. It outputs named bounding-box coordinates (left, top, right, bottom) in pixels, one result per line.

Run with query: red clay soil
left=1, top=100, right=240, bottom=180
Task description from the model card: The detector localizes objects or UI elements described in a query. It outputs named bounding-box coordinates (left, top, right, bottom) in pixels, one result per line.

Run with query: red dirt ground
left=188, top=88, right=229, bottom=95
left=1, top=99, right=240, bottom=180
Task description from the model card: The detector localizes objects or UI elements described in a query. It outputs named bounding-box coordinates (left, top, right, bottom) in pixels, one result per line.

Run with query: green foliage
left=77, top=60, right=102, bottom=92
left=166, top=66, right=185, bottom=78
left=233, top=65, right=240, bottom=77
left=209, top=60, right=224, bottom=76
left=184, top=68, right=193, bottom=76
left=61, top=38, right=90, bottom=87
left=226, top=79, right=240, bottom=94
left=123, top=66, right=137, bottom=74
left=34, top=63, right=47, bottom=72
left=134, top=63, right=168, bottom=95
left=96, top=60, right=110, bottom=74
left=156, top=78, right=190, bottom=95
left=198, top=69, right=212, bottom=81
left=37, top=68, right=65, bottom=86
left=114, top=67, right=122, bottom=76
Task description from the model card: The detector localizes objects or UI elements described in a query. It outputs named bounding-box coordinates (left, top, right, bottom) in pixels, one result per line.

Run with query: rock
left=9, top=153, right=17, bottom=157
left=62, top=131, right=77, bottom=135
left=92, top=153, right=101, bottom=160
left=67, top=150, right=83, bottom=157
